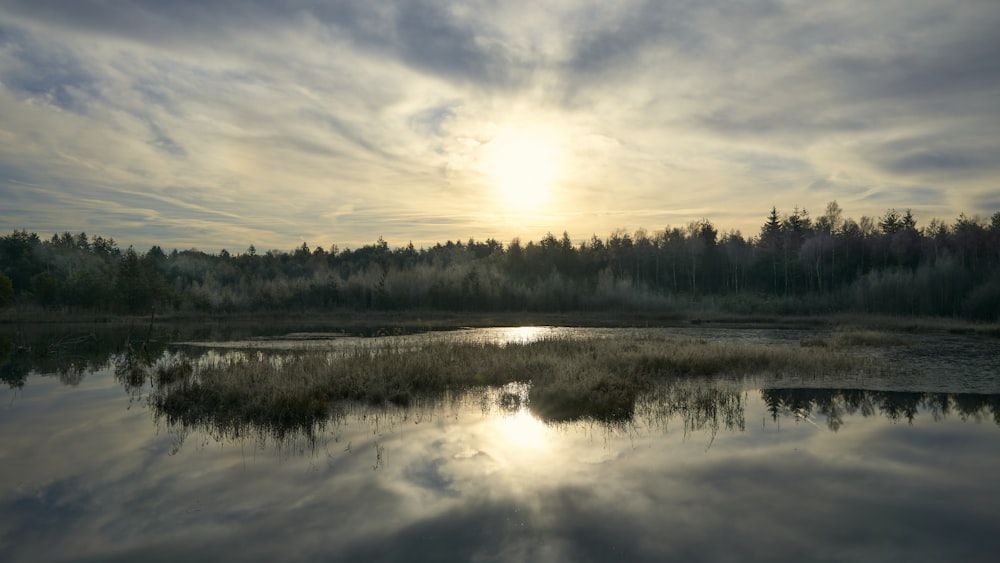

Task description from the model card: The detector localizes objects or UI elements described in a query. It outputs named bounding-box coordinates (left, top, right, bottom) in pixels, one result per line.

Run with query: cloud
left=884, top=152, right=988, bottom=176
left=972, top=193, right=1000, bottom=216
left=861, top=185, right=946, bottom=206
left=0, top=0, right=997, bottom=250
left=865, top=134, right=1000, bottom=179
left=408, top=103, right=458, bottom=137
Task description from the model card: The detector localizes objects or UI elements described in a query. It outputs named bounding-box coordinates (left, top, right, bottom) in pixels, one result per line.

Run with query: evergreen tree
left=0, top=272, right=12, bottom=308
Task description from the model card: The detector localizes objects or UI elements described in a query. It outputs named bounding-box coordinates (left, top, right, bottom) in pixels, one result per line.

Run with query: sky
left=1, top=0, right=998, bottom=252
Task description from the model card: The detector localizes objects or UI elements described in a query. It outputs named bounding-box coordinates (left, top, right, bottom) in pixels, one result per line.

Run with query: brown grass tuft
left=148, top=334, right=888, bottom=428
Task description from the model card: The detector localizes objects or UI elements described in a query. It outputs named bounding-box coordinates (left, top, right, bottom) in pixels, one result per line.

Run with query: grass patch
left=147, top=334, right=886, bottom=432
left=831, top=329, right=909, bottom=347
left=832, top=313, right=1000, bottom=337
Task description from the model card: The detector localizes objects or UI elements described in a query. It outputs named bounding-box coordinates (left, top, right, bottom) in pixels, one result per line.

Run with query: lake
left=1, top=325, right=998, bottom=562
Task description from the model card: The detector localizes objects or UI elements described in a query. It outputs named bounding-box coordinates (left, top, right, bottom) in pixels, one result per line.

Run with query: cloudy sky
left=1, top=0, right=998, bottom=251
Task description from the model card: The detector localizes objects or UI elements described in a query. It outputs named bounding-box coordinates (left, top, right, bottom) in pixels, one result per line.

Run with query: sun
left=480, top=124, right=565, bottom=211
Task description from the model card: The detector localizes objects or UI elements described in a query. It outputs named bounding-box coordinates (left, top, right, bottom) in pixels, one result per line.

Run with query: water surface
left=1, top=326, right=998, bottom=562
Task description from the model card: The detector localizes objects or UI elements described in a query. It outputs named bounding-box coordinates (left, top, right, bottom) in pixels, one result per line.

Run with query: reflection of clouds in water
left=493, top=409, right=550, bottom=450
left=4, top=368, right=1000, bottom=562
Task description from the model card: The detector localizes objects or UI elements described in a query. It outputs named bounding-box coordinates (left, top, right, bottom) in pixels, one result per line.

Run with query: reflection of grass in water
left=638, top=383, right=747, bottom=450
left=148, top=334, right=885, bottom=432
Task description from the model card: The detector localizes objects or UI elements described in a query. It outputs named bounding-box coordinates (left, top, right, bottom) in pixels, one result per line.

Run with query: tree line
left=1, top=202, right=998, bottom=320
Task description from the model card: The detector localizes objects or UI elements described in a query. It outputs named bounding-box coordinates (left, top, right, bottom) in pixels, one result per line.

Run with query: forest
left=1, top=202, right=998, bottom=321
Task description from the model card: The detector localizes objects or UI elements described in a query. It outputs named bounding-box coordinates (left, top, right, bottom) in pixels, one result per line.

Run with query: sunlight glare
left=495, top=408, right=550, bottom=450
left=498, top=326, right=549, bottom=345
left=480, top=124, right=565, bottom=212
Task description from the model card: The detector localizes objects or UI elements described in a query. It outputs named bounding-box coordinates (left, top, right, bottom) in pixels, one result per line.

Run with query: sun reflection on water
left=494, top=326, right=549, bottom=345
left=494, top=409, right=550, bottom=450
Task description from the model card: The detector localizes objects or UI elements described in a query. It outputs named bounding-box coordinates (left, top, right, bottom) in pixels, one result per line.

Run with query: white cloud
left=1, top=0, right=997, bottom=249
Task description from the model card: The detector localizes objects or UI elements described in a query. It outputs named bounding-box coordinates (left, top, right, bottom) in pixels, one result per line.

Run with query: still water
left=1, top=326, right=998, bottom=562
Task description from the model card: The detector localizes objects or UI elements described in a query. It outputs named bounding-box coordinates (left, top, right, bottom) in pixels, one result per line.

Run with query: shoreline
left=1, top=307, right=826, bottom=329
left=1, top=308, right=997, bottom=338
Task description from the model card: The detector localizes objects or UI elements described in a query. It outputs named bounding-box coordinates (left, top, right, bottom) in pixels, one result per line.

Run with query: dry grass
left=832, top=313, right=1000, bottom=337
left=147, top=334, right=886, bottom=430
left=831, top=329, right=910, bottom=348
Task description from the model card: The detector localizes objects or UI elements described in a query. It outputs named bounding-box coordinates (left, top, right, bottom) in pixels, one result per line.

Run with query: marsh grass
left=831, top=329, right=910, bottom=348
left=798, top=328, right=913, bottom=349
left=147, top=334, right=887, bottom=431
left=832, top=313, right=1000, bottom=337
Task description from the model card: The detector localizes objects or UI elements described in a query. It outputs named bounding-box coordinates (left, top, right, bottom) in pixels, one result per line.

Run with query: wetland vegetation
left=4, top=320, right=996, bottom=441
left=143, top=333, right=885, bottom=433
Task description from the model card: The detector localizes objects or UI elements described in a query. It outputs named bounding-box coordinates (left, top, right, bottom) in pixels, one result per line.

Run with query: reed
left=148, top=334, right=887, bottom=428
left=831, top=329, right=909, bottom=347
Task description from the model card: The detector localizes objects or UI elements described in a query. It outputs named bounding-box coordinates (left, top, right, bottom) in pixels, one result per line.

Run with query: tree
left=74, top=232, right=90, bottom=252
left=799, top=233, right=832, bottom=291
left=0, top=230, right=42, bottom=293
left=684, top=221, right=706, bottom=293
left=816, top=201, right=843, bottom=235
left=720, top=230, right=750, bottom=292
left=114, top=247, right=168, bottom=313
left=91, top=235, right=119, bottom=257
left=0, top=272, right=12, bottom=308
left=759, top=207, right=783, bottom=294
left=989, top=212, right=1000, bottom=265
left=889, top=210, right=920, bottom=269
left=4, top=201, right=999, bottom=316
left=116, top=247, right=148, bottom=313
left=952, top=214, right=987, bottom=273
left=879, top=209, right=902, bottom=235
left=816, top=201, right=844, bottom=287
left=30, top=272, right=58, bottom=307
left=141, top=252, right=172, bottom=308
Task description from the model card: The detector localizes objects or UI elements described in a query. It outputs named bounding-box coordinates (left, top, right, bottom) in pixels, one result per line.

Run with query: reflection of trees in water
left=762, top=388, right=1000, bottom=430
left=0, top=322, right=311, bottom=390
left=0, top=327, right=173, bottom=388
